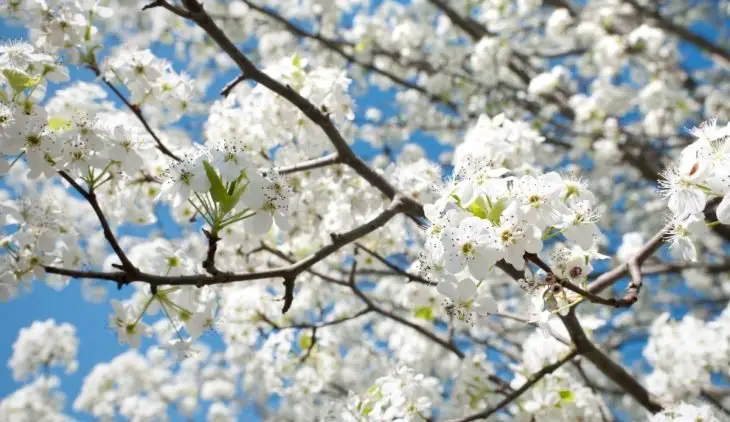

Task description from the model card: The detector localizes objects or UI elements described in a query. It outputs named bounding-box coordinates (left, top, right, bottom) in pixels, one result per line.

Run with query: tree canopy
left=1, top=0, right=730, bottom=421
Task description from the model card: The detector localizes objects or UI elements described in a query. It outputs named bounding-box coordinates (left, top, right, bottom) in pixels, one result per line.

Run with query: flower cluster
left=343, top=366, right=441, bottom=421
left=158, top=147, right=292, bottom=235
left=648, top=403, right=720, bottom=422
left=103, top=49, right=195, bottom=122
left=421, top=120, right=601, bottom=320
left=453, top=113, right=547, bottom=174
left=643, top=305, right=730, bottom=403
left=205, top=54, right=355, bottom=161
left=9, top=319, right=79, bottom=381
left=0, top=192, right=81, bottom=299
left=0, top=0, right=112, bottom=55
left=660, top=119, right=730, bottom=261
left=0, top=43, right=160, bottom=180
left=0, top=375, right=70, bottom=422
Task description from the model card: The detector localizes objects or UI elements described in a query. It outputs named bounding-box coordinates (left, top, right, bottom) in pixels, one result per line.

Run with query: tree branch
left=227, top=1, right=460, bottom=111
left=58, top=171, right=138, bottom=276
left=260, top=153, right=342, bottom=176
left=46, top=198, right=406, bottom=313
left=354, top=242, right=432, bottom=284
left=152, top=0, right=425, bottom=224
left=559, top=311, right=663, bottom=413
left=588, top=224, right=672, bottom=294
left=201, top=228, right=222, bottom=276
left=87, top=64, right=182, bottom=162
left=624, top=0, right=730, bottom=63
left=450, top=349, right=578, bottom=422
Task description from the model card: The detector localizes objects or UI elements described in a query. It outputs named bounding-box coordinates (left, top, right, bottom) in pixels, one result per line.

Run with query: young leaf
left=203, top=161, right=229, bottom=206
left=2, top=69, right=41, bottom=93
left=221, top=182, right=248, bottom=215
left=414, top=306, right=434, bottom=321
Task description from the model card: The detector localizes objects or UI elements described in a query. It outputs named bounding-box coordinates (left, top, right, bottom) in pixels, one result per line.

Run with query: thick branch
left=559, top=311, right=663, bottom=413
left=500, top=255, right=663, bottom=413
left=47, top=198, right=406, bottom=313
left=154, top=0, right=425, bottom=223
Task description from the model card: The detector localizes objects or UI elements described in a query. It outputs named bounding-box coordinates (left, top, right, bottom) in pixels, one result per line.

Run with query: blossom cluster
left=342, top=366, right=441, bottom=421
left=102, top=49, right=195, bottom=122
left=9, top=319, right=79, bottom=381
left=660, top=120, right=730, bottom=261
left=0, top=375, right=69, bottom=422
left=648, top=403, right=720, bottom=422
left=420, top=116, right=601, bottom=322
left=643, top=304, right=730, bottom=403
left=205, top=54, right=355, bottom=162
left=0, top=42, right=154, bottom=180
left=0, top=0, right=112, bottom=56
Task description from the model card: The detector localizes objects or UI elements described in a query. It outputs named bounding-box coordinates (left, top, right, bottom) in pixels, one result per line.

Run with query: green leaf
left=2, top=69, right=41, bottom=93
left=558, top=389, right=575, bottom=403
left=299, top=334, right=313, bottom=350
left=467, top=197, right=488, bottom=220
left=47, top=117, right=72, bottom=132
left=292, top=53, right=302, bottom=70
left=361, top=403, right=374, bottom=416
left=414, top=306, right=434, bottom=321
left=468, top=394, right=481, bottom=409
left=486, top=197, right=507, bottom=225
left=221, top=182, right=247, bottom=215
left=203, top=160, right=230, bottom=206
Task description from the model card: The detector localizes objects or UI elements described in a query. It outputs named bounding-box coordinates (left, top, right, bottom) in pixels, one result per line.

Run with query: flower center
left=461, top=242, right=475, bottom=255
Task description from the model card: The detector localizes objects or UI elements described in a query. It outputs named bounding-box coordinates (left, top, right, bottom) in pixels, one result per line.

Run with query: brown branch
left=43, top=266, right=128, bottom=283
left=702, top=390, right=730, bottom=417
left=58, top=171, right=138, bottom=276
left=258, top=307, right=372, bottom=331
left=253, top=242, right=349, bottom=287
left=46, top=198, right=406, bottom=313
left=450, top=349, right=578, bottom=422
left=525, top=253, right=640, bottom=308
left=154, top=0, right=425, bottom=226
left=588, top=260, right=730, bottom=280
left=142, top=0, right=193, bottom=18
left=260, top=153, right=343, bottom=176
left=588, top=224, right=672, bottom=294
left=230, top=1, right=459, bottom=111
left=354, top=242, right=431, bottom=284
left=347, top=254, right=465, bottom=360
left=201, top=228, right=222, bottom=276
left=559, top=311, right=663, bottom=413
left=500, top=255, right=664, bottom=413
left=299, top=327, right=317, bottom=363
left=220, top=74, right=246, bottom=97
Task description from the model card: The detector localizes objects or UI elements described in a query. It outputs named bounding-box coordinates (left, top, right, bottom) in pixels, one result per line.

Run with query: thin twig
left=450, top=349, right=578, bottom=422
left=87, top=65, right=182, bottom=162
left=354, top=242, right=431, bottom=284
